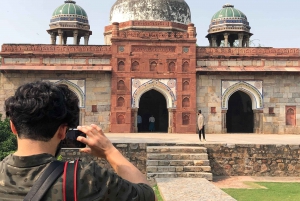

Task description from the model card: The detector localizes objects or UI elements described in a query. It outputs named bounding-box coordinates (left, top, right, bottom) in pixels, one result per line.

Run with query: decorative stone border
left=132, top=79, right=176, bottom=108
left=221, top=81, right=263, bottom=110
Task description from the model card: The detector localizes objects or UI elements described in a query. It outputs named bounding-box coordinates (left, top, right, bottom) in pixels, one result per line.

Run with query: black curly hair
left=5, top=81, right=79, bottom=142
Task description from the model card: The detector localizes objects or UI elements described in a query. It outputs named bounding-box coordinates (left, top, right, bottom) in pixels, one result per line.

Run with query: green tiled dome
left=50, top=1, right=89, bottom=25
left=208, top=4, right=251, bottom=34
left=212, top=4, right=247, bottom=21
left=52, top=1, right=87, bottom=17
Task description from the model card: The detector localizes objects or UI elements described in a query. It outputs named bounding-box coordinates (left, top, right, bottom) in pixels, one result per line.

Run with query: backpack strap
left=24, top=160, right=65, bottom=201
left=63, top=159, right=79, bottom=201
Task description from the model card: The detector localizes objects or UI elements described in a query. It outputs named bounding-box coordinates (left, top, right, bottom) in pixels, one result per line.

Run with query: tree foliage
left=0, top=115, right=17, bottom=160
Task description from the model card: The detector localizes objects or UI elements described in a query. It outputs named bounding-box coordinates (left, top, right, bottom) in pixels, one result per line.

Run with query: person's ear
left=57, top=124, right=68, bottom=140
left=10, top=120, right=18, bottom=135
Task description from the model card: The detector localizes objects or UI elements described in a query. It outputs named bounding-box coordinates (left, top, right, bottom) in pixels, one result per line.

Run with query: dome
left=208, top=4, right=251, bottom=34
left=212, top=4, right=247, bottom=21
left=110, top=0, right=191, bottom=25
left=51, top=1, right=89, bottom=25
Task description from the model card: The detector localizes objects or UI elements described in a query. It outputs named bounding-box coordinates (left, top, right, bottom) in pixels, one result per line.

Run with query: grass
left=223, top=182, right=300, bottom=201
left=153, top=185, right=164, bottom=201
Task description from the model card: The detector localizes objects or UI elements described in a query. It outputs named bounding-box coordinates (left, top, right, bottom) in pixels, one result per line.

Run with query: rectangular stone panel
left=196, top=60, right=219, bottom=67
left=228, top=61, right=237, bottom=66
left=293, top=61, right=299, bottom=66
left=242, top=61, right=252, bottom=66
left=74, top=59, right=86, bottom=64
left=265, top=60, right=274, bottom=66
left=43, top=58, right=86, bottom=65
left=89, top=59, right=111, bottom=65
left=4, top=58, right=30, bottom=64
left=30, top=58, right=40, bottom=63
left=274, top=61, right=287, bottom=66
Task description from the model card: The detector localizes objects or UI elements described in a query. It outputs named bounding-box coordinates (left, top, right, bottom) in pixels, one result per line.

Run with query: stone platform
left=106, top=133, right=300, bottom=145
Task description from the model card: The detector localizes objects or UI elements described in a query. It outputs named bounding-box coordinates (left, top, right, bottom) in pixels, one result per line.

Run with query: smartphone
left=62, top=128, right=86, bottom=148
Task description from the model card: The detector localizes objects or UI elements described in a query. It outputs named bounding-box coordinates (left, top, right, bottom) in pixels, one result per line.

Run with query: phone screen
left=62, top=129, right=86, bottom=148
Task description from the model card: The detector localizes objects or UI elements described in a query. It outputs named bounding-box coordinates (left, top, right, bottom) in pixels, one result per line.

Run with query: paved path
left=156, top=178, right=236, bottom=201
left=106, top=133, right=300, bottom=145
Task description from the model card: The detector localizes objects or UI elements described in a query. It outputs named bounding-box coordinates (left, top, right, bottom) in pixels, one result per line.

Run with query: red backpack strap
left=63, top=159, right=79, bottom=201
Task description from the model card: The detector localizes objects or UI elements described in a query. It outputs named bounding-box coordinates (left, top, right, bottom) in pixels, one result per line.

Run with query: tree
left=0, top=115, right=17, bottom=160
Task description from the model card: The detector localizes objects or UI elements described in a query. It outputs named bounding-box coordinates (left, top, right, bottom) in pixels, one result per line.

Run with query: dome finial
left=223, top=3, right=234, bottom=8
left=64, top=0, right=76, bottom=4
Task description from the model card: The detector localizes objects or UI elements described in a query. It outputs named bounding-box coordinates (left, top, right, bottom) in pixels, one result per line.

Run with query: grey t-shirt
left=0, top=154, right=155, bottom=201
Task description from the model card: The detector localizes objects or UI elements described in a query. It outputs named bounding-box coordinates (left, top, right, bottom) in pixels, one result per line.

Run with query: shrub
left=0, top=115, right=17, bottom=160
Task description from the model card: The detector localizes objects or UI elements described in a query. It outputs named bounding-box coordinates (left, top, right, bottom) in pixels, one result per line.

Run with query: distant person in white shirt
left=197, top=110, right=206, bottom=141
left=149, top=115, right=155, bottom=132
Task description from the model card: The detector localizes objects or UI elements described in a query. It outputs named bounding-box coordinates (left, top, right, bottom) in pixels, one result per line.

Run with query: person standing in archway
left=197, top=110, right=206, bottom=141
left=137, top=114, right=142, bottom=132
left=149, top=115, right=155, bottom=132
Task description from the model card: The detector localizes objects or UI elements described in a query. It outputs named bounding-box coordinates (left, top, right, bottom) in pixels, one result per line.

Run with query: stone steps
left=148, top=172, right=213, bottom=181
left=148, top=153, right=208, bottom=160
left=147, top=160, right=210, bottom=166
left=146, top=146, right=213, bottom=181
left=147, top=146, right=207, bottom=153
left=147, top=166, right=211, bottom=173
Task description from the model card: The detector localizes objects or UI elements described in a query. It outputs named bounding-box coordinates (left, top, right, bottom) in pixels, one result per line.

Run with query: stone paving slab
left=156, top=178, right=236, bottom=201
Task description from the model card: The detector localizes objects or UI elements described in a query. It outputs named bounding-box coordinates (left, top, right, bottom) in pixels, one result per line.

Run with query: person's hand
left=76, top=124, right=117, bottom=159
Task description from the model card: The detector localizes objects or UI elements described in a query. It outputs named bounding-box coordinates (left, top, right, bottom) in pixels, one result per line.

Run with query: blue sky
left=0, top=0, right=299, bottom=48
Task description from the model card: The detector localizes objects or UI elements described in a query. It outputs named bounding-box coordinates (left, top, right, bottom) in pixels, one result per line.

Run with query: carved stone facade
left=108, top=22, right=197, bottom=133
left=1, top=19, right=300, bottom=134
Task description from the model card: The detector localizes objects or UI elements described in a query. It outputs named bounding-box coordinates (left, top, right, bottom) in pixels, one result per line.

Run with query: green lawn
left=153, top=185, right=164, bottom=201
left=223, top=182, right=300, bottom=201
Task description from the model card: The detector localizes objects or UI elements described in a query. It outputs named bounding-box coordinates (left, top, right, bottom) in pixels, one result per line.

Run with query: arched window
left=131, top=61, right=139, bottom=71
left=286, top=108, right=296, bottom=126
left=117, top=97, right=125, bottom=107
left=182, top=97, right=190, bottom=107
left=117, top=115, right=125, bottom=124
left=168, top=62, right=175, bottom=72
left=150, top=61, right=157, bottom=71
left=182, top=114, right=190, bottom=125
left=183, top=81, right=190, bottom=91
left=118, top=61, right=125, bottom=71
left=182, top=61, right=189, bottom=72
left=117, top=80, right=125, bottom=90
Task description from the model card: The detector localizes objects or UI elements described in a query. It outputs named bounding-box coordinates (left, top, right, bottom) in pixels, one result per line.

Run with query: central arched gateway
left=227, top=91, right=254, bottom=133
left=138, top=90, right=168, bottom=132
left=131, top=79, right=177, bottom=133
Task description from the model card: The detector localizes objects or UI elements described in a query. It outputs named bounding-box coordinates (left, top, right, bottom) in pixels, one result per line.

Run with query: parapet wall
left=61, top=143, right=300, bottom=177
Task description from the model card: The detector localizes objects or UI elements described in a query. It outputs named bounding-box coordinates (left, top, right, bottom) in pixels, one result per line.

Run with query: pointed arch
left=182, top=97, right=190, bottom=107
left=150, top=61, right=157, bottom=71
left=168, top=61, right=176, bottom=72
left=182, top=61, right=189, bottom=72
left=131, top=61, right=139, bottom=71
left=222, top=81, right=263, bottom=110
left=183, top=81, right=190, bottom=91
left=118, top=61, right=125, bottom=71
left=55, top=79, right=85, bottom=107
left=132, top=80, right=176, bottom=108
left=117, top=97, right=125, bottom=107
left=117, top=80, right=126, bottom=90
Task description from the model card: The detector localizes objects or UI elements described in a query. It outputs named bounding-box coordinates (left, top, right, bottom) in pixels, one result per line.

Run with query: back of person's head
left=198, top=110, right=202, bottom=114
left=5, top=81, right=79, bottom=142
